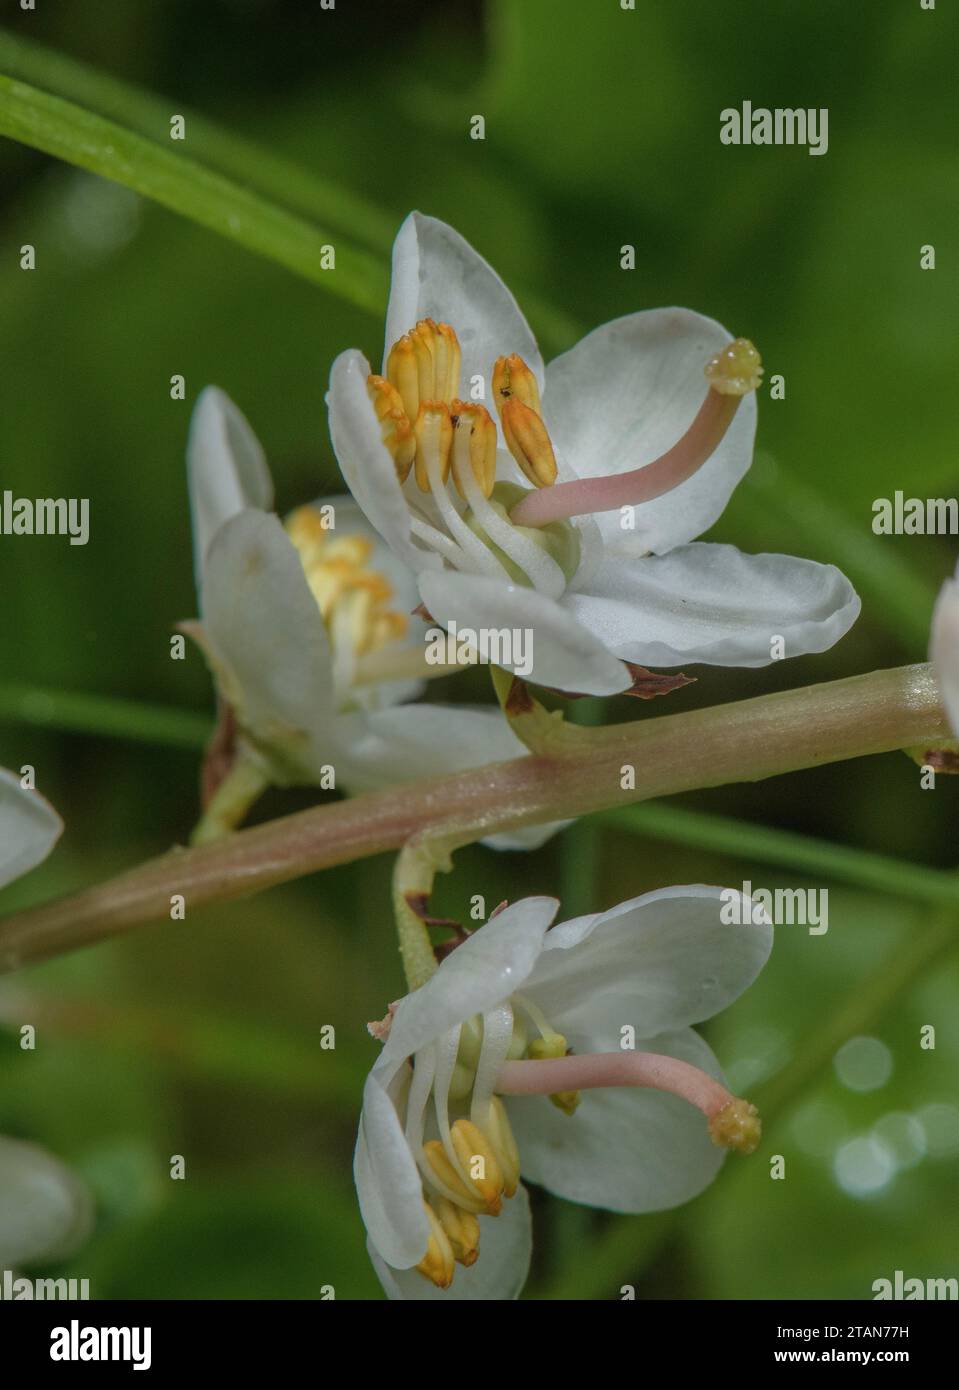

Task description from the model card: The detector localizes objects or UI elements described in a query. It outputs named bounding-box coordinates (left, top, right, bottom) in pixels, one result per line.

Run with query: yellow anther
left=391, top=319, right=462, bottom=420
left=322, top=534, right=375, bottom=567
left=435, top=1197, right=481, bottom=1267
left=499, top=397, right=558, bottom=489
left=410, top=320, right=438, bottom=402
left=285, top=504, right=329, bottom=552
left=492, top=353, right=542, bottom=414
left=413, top=402, right=454, bottom=493
left=367, top=375, right=415, bottom=483
left=426, top=320, right=461, bottom=401
left=302, top=555, right=382, bottom=623
left=283, top=504, right=408, bottom=658
left=340, top=586, right=378, bottom=656
left=484, top=1097, right=521, bottom=1198
left=708, top=1098, right=762, bottom=1155
left=527, top=1035, right=580, bottom=1115
left=370, top=610, right=409, bottom=649
left=450, top=400, right=498, bottom=499
left=422, top=1140, right=486, bottom=1214
left=450, top=1120, right=505, bottom=1215
left=385, top=338, right=421, bottom=426
left=704, top=337, right=763, bottom=397
left=417, top=1202, right=456, bottom=1288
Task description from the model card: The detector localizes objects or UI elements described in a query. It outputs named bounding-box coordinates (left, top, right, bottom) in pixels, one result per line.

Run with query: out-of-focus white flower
left=0, top=770, right=94, bottom=1268
left=356, top=884, right=771, bottom=1299
left=0, top=1136, right=94, bottom=1269
left=185, top=387, right=563, bottom=848
left=326, top=212, right=860, bottom=696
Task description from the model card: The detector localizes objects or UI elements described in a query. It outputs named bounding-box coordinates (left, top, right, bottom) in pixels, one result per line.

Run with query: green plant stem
left=560, top=698, right=605, bottom=918
left=0, top=682, right=209, bottom=750
left=0, top=74, right=389, bottom=314
left=190, top=757, right=269, bottom=846
left=597, top=802, right=959, bottom=910
left=0, top=663, right=947, bottom=972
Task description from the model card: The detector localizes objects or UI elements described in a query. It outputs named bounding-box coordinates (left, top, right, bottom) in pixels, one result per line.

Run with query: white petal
left=417, top=570, right=631, bottom=695
left=382, top=898, right=559, bottom=1068
left=482, top=820, right=572, bottom=853
left=508, top=1026, right=726, bottom=1212
left=200, top=510, right=335, bottom=778
left=187, top=386, right=273, bottom=593
left=524, top=884, right=772, bottom=1035
left=334, top=703, right=521, bottom=792
left=930, top=563, right=959, bottom=736
left=327, top=349, right=442, bottom=576
left=0, top=769, right=63, bottom=892
left=543, top=308, right=755, bottom=553
left=566, top=542, right=860, bottom=667
left=370, top=1183, right=532, bottom=1300
left=385, top=212, right=543, bottom=394
left=0, top=1136, right=94, bottom=1266
left=354, top=1064, right=428, bottom=1270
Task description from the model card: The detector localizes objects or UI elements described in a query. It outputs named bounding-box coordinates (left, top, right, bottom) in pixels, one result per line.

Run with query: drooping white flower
left=0, top=770, right=94, bottom=1268
left=185, top=387, right=563, bottom=847
left=931, top=559, right=959, bottom=735
left=355, top=884, right=772, bottom=1299
left=327, top=212, right=860, bottom=695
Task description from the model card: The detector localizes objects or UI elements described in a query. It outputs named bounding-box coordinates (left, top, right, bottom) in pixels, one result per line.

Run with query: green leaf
left=597, top=802, right=959, bottom=912
left=0, top=682, right=209, bottom=749
left=0, top=73, right=389, bottom=314
left=0, top=28, right=396, bottom=253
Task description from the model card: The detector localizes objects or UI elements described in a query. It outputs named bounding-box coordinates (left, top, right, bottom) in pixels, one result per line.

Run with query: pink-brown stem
left=0, top=663, right=947, bottom=972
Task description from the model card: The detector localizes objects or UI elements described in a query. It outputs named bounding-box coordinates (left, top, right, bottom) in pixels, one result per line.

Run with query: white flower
left=931, top=560, right=959, bottom=735
left=0, top=766, right=61, bottom=891
left=0, top=770, right=94, bottom=1268
left=355, top=884, right=772, bottom=1299
left=0, top=1136, right=94, bottom=1269
left=185, top=387, right=563, bottom=847
left=327, top=212, right=860, bottom=696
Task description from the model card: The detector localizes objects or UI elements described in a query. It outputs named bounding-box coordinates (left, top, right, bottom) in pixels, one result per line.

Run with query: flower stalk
left=0, top=663, right=949, bottom=973
left=190, top=756, right=269, bottom=847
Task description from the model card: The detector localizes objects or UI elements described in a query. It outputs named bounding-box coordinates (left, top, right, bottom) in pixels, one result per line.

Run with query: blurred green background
left=1, top=0, right=957, bottom=1299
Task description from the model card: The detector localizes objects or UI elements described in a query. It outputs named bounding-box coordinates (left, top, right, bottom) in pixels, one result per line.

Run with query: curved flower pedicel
left=184, top=387, right=563, bottom=847
left=356, top=885, right=772, bottom=1299
left=0, top=771, right=94, bottom=1268
left=931, top=559, right=959, bottom=735
left=327, top=213, right=860, bottom=696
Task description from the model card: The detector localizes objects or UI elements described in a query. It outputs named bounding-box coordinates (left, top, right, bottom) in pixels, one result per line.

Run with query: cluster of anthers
left=364, top=318, right=763, bottom=597
left=372, top=991, right=761, bottom=1289
left=285, top=504, right=409, bottom=694
left=368, top=322, right=557, bottom=497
